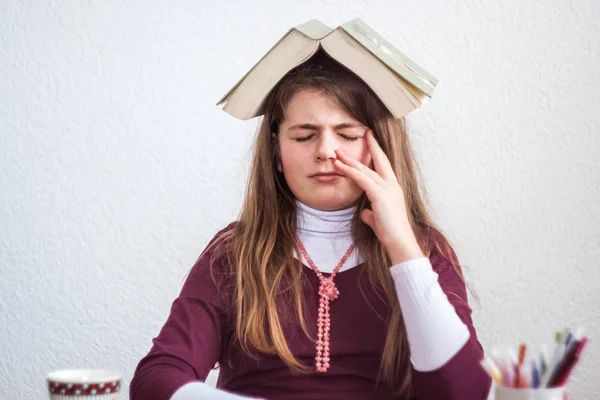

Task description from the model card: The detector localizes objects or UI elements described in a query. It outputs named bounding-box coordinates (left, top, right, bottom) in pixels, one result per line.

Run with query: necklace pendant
left=319, top=277, right=339, bottom=301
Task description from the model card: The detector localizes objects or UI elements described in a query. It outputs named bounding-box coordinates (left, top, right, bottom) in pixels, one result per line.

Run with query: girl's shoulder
left=199, top=221, right=240, bottom=267
left=420, top=225, right=460, bottom=267
left=183, top=221, right=241, bottom=299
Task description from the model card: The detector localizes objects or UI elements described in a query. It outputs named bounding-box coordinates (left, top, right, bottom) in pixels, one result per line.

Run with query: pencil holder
left=495, top=386, right=566, bottom=400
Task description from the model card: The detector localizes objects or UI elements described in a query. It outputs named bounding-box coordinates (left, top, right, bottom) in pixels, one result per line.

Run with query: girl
left=130, top=51, right=492, bottom=399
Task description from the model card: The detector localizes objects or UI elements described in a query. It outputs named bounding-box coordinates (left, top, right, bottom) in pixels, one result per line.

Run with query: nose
left=315, top=131, right=338, bottom=162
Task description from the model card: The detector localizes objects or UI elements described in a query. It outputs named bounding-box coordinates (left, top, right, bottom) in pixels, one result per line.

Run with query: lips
left=311, top=172, right=344, bottom=177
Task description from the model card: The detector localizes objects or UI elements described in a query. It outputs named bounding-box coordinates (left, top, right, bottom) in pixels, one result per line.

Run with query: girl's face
left=277, top=90, right=373, bottom=211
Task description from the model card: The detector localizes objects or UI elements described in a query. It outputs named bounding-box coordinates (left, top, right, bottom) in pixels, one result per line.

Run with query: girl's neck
left=295, top=199, right=355, bottom=236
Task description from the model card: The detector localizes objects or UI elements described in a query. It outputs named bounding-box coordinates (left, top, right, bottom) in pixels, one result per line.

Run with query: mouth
left=310, top=172, right=345, bottom=178
left=310, top=173, right=345, bottom=183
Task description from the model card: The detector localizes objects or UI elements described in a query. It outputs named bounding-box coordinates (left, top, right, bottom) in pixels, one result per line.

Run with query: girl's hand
left=333, top=130, right=423, bottom=264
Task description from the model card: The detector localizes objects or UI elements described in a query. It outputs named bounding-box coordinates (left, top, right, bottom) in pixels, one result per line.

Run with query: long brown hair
left=207, top=51, right=465, bottom=398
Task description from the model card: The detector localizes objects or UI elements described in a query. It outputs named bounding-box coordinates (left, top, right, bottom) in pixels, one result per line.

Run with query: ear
left=272, top=131, right=283, bottom=173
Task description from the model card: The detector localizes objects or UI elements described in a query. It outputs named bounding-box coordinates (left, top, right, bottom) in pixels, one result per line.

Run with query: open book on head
left=217, top=18, right=439, bottom=120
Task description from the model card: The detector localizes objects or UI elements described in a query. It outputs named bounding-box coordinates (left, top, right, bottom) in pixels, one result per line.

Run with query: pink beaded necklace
left=295, top=237, right=357, bottom=373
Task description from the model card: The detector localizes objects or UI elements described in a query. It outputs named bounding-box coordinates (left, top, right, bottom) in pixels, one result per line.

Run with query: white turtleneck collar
left=296, top=199, right=355, bottom=235
left=293, top=199, right=365, bottom=273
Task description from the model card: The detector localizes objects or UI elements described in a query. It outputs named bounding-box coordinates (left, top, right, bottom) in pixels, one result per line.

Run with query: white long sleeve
left=390, top=257, right=470, bottom=371
left=170, top=382, right=261, bottom=400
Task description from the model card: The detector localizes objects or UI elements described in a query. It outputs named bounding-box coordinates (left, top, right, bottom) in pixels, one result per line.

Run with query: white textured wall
left=1, top=1, right=599, bottom=399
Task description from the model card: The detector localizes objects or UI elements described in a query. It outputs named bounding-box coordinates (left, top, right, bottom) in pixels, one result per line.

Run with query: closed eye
left=294, top=134, right=361, bottom=143
left=295, top=135, right=314, bottom=143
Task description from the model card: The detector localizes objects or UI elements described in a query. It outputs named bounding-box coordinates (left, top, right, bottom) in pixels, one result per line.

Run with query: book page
left=340, top=18, right=438, bottom=97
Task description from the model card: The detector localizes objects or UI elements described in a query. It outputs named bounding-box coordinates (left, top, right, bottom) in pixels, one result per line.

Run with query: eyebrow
left=286, top=122, right=365, bottom=131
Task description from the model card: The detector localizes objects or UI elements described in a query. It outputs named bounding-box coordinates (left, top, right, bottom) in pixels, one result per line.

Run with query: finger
left=366, top=130, right=396, bottom=181
left=333, top=158, right=378, bottom=196
left=361, top=208, right=375, bottom=228
left=335, top=148, right=385, bottom=185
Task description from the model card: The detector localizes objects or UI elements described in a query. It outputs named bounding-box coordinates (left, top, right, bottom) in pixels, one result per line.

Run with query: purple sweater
left=130, top=224, right=491, bottom=399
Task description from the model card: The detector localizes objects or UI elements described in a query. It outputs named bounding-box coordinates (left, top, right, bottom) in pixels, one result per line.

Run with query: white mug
left=495, top=386, right=566, bottom=400
left=46, top=369, right=121, bottom=399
